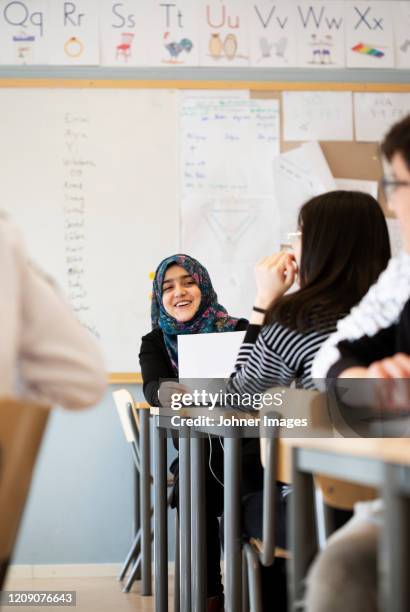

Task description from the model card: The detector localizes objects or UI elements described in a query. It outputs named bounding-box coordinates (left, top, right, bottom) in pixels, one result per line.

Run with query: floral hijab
left=151, top=254, right=239, bottom=373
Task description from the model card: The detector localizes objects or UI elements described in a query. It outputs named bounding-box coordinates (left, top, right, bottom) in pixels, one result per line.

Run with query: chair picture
left=116, top=33, right=134, bottom=62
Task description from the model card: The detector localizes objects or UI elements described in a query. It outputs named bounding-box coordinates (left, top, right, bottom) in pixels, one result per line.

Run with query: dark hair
left=268, top=191, right=391, bottom=331
left=381, top=114, right=410, bottom=170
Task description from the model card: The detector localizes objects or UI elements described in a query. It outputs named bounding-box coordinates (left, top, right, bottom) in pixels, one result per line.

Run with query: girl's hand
left=254, top=252, right=297, bottom=310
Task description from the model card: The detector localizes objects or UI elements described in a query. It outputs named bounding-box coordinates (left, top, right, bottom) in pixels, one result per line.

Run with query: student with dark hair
left=305, top=116, right=410, bottom=612
left=229, top=190, right=390, bottom=398
left=227, top=190, right=391, bottom=611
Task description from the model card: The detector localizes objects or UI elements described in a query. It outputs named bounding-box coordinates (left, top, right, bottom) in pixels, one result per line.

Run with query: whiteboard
left=0, top=88, right=179, bottom=372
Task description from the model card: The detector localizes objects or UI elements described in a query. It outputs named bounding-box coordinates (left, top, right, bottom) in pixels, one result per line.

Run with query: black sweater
left=139, top=319, right=248, bottom=407
left=328, top=298, right=410, bottom=378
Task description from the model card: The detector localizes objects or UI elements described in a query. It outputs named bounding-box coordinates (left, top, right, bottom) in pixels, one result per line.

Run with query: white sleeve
left=311, top=331, right=347, bottom=389
left=312, top=253, right=410, bottom=387
left=0, top=218, right=107, bottom=409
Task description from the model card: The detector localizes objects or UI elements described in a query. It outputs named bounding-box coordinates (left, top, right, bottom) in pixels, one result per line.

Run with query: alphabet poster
left=100, top=0, right=150, bottom=66
left=295, top=1, right=346, bottom=68
left=345, top=1, right=395, bottom=68
left=0, top=0, right=49, bottom=64
left=249, top=1, right=297, bottom=67
left=199, top=0, right=249, bottom=67
left=48, top=0, right=99, bottom=65
left=393, top=1, right=410, bottom=69
left=144, top=0, right=200, bottom=66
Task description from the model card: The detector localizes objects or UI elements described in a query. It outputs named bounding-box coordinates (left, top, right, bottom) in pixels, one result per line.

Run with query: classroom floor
left=3, top=576, right=164, bottom=611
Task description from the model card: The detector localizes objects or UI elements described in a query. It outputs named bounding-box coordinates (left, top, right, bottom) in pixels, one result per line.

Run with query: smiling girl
left=139, top=254, right=247, bottom=611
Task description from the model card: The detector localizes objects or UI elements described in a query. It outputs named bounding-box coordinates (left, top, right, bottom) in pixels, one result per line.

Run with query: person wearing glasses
left=313, top=116, right=410, bottom=387
left=305, top=115, right=410, bottom=612
left=227, top=190, right=391, bottom=611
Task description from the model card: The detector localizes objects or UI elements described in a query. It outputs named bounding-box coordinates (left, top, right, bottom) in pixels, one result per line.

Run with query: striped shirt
left=228, top=318, right=338, bottom=397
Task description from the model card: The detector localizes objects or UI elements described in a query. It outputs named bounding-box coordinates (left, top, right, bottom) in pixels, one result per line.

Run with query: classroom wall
left=13, top=385, right=177, bottom=566
left=6, top=0, right=409, bottom=567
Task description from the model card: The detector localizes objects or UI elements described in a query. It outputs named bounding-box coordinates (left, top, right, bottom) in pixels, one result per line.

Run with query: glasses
left=380, top=177, right=410, bottom=199
left=280, top=231, right=302, bottom=252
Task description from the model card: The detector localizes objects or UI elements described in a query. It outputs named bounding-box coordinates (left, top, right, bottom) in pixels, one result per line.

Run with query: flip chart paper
left=354, top=92, right=410, bottom=142
left=283, top=91, right=353, bottom=141
left=273, top=141, right=336, bottom=238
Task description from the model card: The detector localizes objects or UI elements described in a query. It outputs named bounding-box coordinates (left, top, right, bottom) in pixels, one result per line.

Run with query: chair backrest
left=113, top=389, right=140, bottom=443
left=0, top=398, right=49, bottom=587
left=259, top=388, right=377, bottom=508
left=314, top=476, right=377, bottom=510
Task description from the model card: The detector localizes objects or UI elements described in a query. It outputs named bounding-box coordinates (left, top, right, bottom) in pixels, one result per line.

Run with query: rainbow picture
left=352, top=43, right=384, bottom=58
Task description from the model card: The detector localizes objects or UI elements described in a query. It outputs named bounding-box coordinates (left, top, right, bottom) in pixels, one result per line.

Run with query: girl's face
left=162, top=265, right=202, bottom=322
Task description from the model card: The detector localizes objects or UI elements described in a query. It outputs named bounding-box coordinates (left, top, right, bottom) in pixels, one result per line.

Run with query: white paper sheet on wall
left=181, top=195, right=281, bottom=316
left=354, top=92, right=410, bottom=142
left=272, top=141, right=336, bottom=239
left=345, top=1, right=395, bottom=69
left=283, top=91, right=353, bottom=141
left=335, top=178, right=378, bottom=199
left=180, top=94, right=280, bottom=318
left=178, top=331, right=245, bottom=378
left=180, top=95, right=280, bottom=197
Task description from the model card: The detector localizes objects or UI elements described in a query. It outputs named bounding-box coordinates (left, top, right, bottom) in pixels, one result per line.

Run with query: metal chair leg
left=123, top=552, right=142, bottom=593
left=244, top=543, right=263, bottom=612
left=122, top=532, right=154, bottom=593
left=118, top=529, right=141, bottom=581
left=140, top=409, right=152, bottom=596
left=174, top=511, right=180, bottom=612
left=242, top=547, right=250, bottom=612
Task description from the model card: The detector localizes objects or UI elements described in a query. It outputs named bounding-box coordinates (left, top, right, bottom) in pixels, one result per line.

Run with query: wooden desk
left=283, top=437, right=410, bottom=612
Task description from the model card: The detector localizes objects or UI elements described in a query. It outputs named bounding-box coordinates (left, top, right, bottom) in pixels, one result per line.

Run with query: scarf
left=151, top=254, right=239, bottom=372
